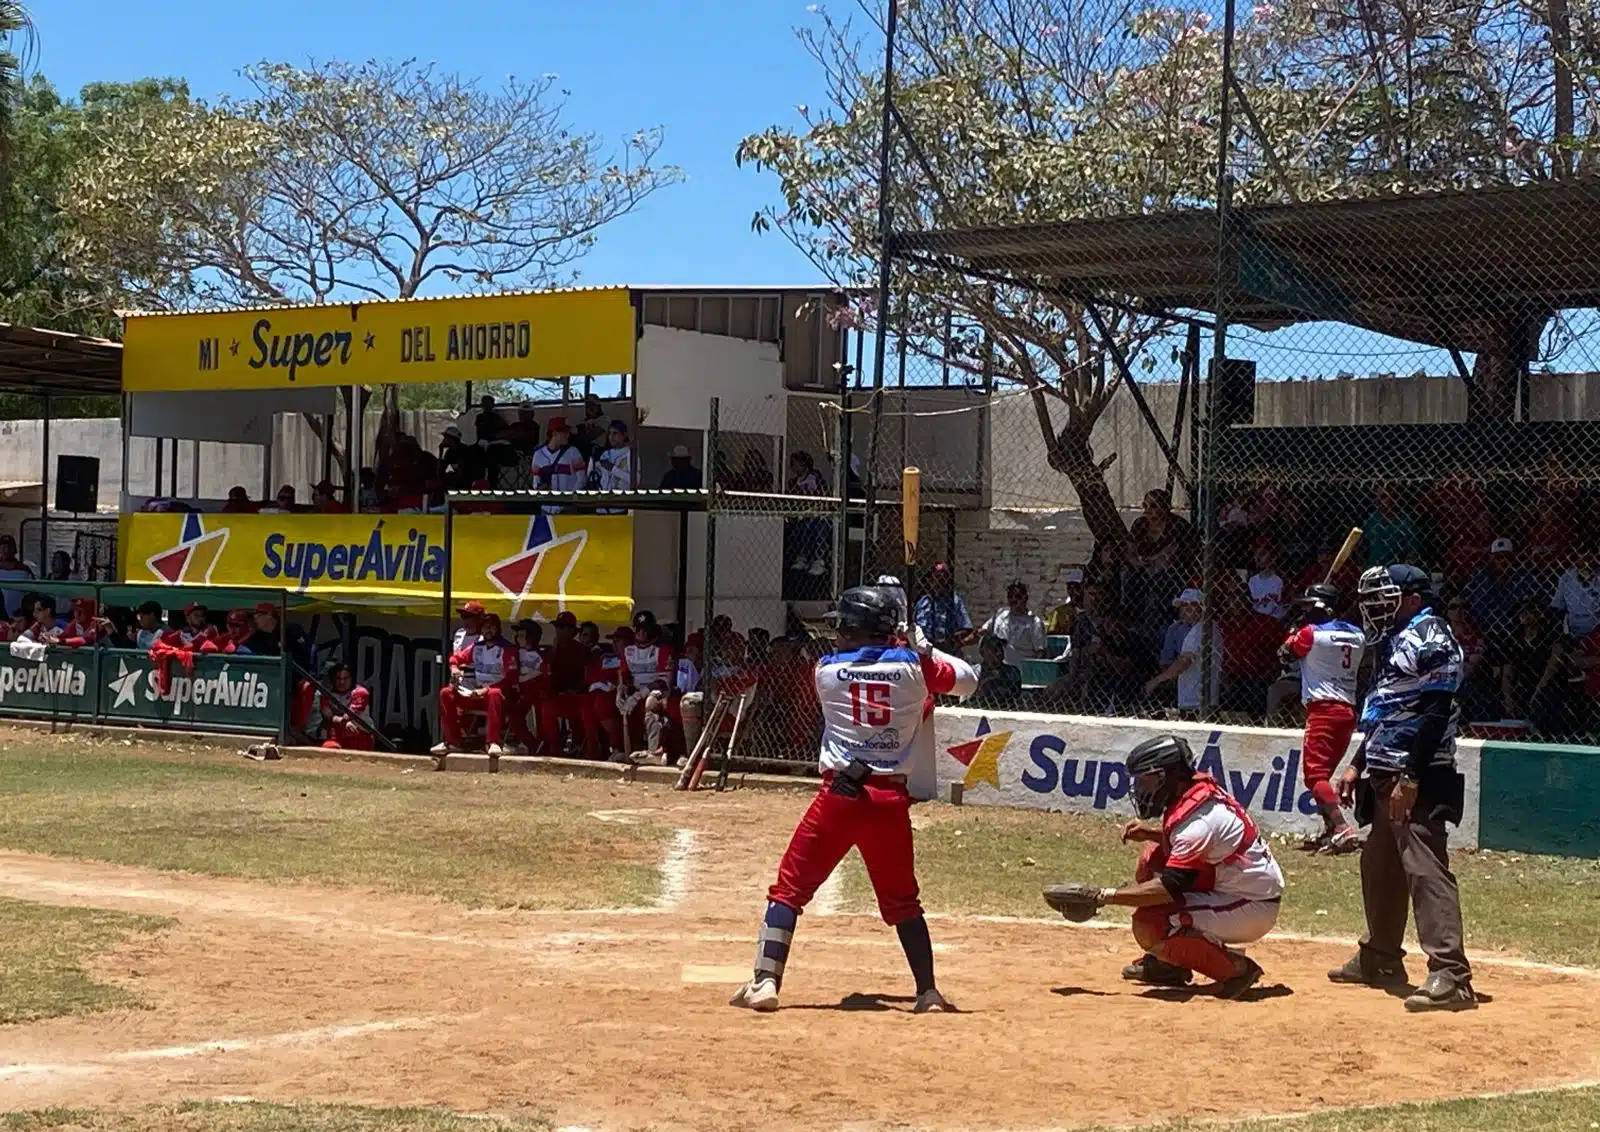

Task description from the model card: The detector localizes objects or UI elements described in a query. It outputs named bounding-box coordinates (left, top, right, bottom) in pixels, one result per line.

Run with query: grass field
left=0, top=739, right=667, bottom=909
left=837, top=803, right=1600, bottom=966
left=2, top=1087, right=1598, bottom=1132
left=0, top=897, right=169, bottom=1024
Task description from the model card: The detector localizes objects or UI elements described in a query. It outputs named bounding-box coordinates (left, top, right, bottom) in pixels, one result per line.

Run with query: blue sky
left=32, top=0, right=826, bottom=289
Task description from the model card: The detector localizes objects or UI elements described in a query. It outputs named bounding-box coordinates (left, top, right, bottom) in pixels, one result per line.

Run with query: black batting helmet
left=1126, top=734, right=1196, bottom=819
left=1294, top=582, right=1342, bottom=621
left=828, top=586, right=901, bottom=637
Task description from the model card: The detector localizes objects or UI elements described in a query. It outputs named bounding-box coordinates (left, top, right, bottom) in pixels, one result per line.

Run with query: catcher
left=1043, top=734, right=1283, bottom=998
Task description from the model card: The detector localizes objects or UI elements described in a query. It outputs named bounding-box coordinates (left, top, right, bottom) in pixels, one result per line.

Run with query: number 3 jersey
left=1283, top=620, right=1365, bottom=706
left=815, top=644, right=978, bottom=775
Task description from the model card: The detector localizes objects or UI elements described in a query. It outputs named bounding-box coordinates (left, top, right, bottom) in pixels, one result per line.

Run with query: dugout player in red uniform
left=1281, top=584, right=1365, bottom=853
left=729, top=586, right=978, bottom=1015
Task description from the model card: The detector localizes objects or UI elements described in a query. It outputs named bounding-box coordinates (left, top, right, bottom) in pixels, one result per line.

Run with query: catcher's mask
left=1357, top=563, right=1432, bottom=642
left=1125, top=734, right=1196, bottom=820
left=826, top=585, right=900, bottom=639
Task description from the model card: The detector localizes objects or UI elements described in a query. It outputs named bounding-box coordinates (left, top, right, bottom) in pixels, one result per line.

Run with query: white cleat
left=729, top=978, right=780, bottom=1013
left=430, top=743, right=449, bottom=756
left=913, top=988, right=956, bottom=1014
left=486, top=743, right=504, bottom=756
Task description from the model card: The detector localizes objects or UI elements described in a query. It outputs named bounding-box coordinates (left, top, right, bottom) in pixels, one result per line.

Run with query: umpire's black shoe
left=1327, top=952, right=1408, bottom=987
left=1403, top=972, right=1477, bottom=1013
left=1122, top=954, right=1192, bottom=986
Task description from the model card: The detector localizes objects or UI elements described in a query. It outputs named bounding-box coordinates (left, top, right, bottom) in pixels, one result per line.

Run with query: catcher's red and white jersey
left=621, top=642, right=674, bottom=688
left=1284, top=620, right=1364, bottom=706
left=814, top=644, right=977, bottom=775
left=1165, top=784, right=1285, bottom=902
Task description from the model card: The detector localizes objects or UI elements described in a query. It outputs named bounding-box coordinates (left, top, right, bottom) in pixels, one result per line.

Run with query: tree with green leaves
left=738, top=0, right=1594, bottom=546
left=62, top=58, right=681, bottom=310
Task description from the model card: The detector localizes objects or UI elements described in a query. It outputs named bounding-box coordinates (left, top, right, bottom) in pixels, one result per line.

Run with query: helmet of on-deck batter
left=827, top=586, right=901, bottom=638
left=1125, top=734, right=1196, bottom=820
left=1357, top=563, right=1432, bottom=641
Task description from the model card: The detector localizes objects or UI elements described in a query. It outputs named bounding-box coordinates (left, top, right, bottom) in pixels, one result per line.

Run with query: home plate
left=681, top=964, right=750, bottom=985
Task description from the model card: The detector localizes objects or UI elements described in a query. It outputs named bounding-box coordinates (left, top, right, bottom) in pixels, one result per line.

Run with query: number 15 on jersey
left=849, top=681, right=892, bottom=726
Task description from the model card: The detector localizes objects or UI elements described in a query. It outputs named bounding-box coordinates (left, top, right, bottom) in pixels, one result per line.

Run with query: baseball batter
left=1044, top=735, right=1283, bottom=997
left=729, top=586, right=978, bottom=1014
left=1281, top=583, right=1365, bottom=853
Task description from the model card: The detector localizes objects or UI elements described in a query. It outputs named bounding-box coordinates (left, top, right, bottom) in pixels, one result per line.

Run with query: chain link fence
left=703, top=0, right=1600, bottom=753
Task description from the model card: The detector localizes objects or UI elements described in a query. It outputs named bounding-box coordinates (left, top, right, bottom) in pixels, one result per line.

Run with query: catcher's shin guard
left=753, top=900, right=798, bottom=989
left=1155, top=929, right=1242, bottom=983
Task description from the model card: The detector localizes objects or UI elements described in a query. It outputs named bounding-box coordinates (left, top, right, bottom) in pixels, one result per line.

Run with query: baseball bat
left=902, top=467, right=921, bottom=565
left=1325, top=526, right=1363, bottom=586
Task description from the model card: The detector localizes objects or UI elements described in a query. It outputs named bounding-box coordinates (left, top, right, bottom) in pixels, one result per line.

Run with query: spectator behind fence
left=1144, top=588, right=1221, bottom=715
left=1550, top=543, right=1600, bottom=637
left=0, top=535, right=33, bottom=617
left=1462, top=537, right=1535, bottom=640
left=1126, top=488, right=1196, bottom=642
left=574, top=393, right=609, bottom=462
left=972, top=635, right=1023, bottom=711
left=1523, top=495, right=1573, bottom=581
left=1442, top=511, right=1496, bottom=591
left=221, top=486, right=255, bottom=514
left=1363, top=486, right=1420, bottom=567
left=1043, top=566, right=1086, bottom=635
left=46, top=551, right=72, bottom=581
left=1248, top=540, right=1287, bottom=619
left=915, top=562, right=975, bottom=655
left=980, top=581, right=1047, bottom=668
left=659, top=445, right=702, bottom=491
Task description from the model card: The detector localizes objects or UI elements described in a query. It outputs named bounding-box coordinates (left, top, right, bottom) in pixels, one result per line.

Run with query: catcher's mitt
left=1042, top=882, right=1110, bottom=922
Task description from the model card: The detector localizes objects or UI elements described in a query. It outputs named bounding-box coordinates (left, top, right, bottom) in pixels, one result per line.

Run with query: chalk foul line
left=0, top=1015, right=453, bottom=1082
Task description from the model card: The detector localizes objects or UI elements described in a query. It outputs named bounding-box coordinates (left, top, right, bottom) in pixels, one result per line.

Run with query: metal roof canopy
left=0, top=323, right=122, bottom=397
left=890, top=181, right=1600, bottom=357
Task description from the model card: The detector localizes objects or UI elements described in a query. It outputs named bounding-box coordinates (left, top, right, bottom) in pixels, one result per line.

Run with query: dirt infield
left=0, top=778, right=1595, bottom=1131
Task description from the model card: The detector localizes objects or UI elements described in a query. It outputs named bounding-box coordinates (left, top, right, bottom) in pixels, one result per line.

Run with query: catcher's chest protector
left=1162, top=775, right=1262, bottom=893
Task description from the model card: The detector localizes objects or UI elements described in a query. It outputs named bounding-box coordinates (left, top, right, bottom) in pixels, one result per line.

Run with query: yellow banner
left=121, top=288, right=636, bottom=392
left=117, top=512, right=633, bottom=623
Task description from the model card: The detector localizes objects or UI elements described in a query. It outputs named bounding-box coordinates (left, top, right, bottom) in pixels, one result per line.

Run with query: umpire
left=1330, top=564, right=1475, bottom=1012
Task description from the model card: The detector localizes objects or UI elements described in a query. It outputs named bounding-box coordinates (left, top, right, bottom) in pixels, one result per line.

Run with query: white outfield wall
left=932, top=708, right=1482, bottom=849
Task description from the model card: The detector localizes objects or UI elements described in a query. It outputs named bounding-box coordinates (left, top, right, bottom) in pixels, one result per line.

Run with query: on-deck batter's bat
left=902, top=466, right=921, bottom=566
left=1325, top=526, right=1363, bottom=586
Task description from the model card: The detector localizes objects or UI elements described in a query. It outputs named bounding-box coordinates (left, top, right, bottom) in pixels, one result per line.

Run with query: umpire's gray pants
left=1359, top=774, right=1472, bottom=981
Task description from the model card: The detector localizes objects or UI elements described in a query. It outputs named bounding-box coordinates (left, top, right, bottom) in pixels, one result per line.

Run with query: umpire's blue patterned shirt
left=1359, top=610, right=1464, bottom=773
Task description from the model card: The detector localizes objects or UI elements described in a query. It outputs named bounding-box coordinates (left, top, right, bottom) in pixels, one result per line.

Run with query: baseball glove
left=1042, top=882, right=1110, bottom=922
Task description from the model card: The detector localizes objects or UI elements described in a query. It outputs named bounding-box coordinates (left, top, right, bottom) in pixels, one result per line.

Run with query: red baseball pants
left=539, top=692, right=593, bottom=756
left=321, top=720, right=375, bottom=751
left=1301, top=700, right=1357, bottom=808
left=768, top=776, right=923, bottom=926
left=438, top=685, right=505, bottom=746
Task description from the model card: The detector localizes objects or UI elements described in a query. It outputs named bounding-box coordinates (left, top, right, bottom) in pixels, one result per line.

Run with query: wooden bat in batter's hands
left=1325, top=526, right=1363, bottom=586
left=902, top=467, right=921, bottom=566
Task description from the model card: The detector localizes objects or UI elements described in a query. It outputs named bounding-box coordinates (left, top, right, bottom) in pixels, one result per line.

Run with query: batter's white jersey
left=814, top=644, right=977, bottom=776
left=1284, top=620, right=1364, bottom=706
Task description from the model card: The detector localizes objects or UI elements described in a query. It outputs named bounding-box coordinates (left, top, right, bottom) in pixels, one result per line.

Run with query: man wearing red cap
left=453, top=600, right=486, bottom=655
left=60, top=597, right=107, bottom=648
left=531, top=416, right=586, bottom=513
left=435, top=612, right=519, bottom=757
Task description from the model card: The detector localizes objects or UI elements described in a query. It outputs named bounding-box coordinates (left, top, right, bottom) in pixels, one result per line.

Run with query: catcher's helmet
left=828, top=586, right=901, bottom=637
left=1126, top=734, right=1196, bottom=819
left=1357, top=563, right=1433, bottom=640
